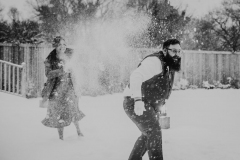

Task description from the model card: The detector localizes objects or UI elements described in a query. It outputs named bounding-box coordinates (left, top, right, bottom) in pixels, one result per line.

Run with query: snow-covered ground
left=0, top=89, right=240, bottom=160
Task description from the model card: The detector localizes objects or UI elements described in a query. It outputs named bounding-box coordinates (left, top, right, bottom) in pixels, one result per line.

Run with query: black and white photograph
left=0, top=0, right=240, bottom=160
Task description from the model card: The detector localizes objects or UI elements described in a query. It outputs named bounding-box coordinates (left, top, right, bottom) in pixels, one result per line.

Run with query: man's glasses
left=167, top=48, right=182, bottom=56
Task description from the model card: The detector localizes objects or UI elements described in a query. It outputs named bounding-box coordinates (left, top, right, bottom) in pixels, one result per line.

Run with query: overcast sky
left=170, top=0, right=222, bottom=17
left=0, top=0, right=223, bottom=20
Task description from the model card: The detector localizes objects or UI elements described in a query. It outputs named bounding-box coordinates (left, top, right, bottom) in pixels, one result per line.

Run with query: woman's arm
left=44, top=60, right=65, bottom=79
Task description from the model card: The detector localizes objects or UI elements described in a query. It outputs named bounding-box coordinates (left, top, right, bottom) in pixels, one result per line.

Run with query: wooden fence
left=0, top=43, right=51, bottom=97
left=134, top=49, right=240, bottom=87
left=179, top=50, right=240, bottom=86
left=0, top=43, right=239, bottom=97
left=0, top=60, right=26, bottom=96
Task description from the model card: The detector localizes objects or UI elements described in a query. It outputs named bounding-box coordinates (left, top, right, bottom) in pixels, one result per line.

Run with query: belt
left=124, top=96, right=163, bottom=114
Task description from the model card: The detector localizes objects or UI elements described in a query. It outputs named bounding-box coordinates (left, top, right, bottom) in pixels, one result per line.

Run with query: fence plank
left=222, top=54, right=225, bottom=80
left=13, top=46, right=18, bottom=64
left=238, top=55, right=240, bottom=80
left=181, top=52, right=185, bottom=79
left=233, top=55, right=237, bottom=79
left=196, top=53, right=200, bottom=86
left=199, top=53, right=203, bottom=86
left=234, top=54, right=239, bottom=79
left=9, top=46, right=13, bottom=63
left=193, top=53, right=197, bottom=85
left=37, top=47, right=40, bottom=96
left=19, top=47, right=24, bottom=65
left=210, top=54, right=215, bottom=84
left=21, top=63, right=26, bottom=96
left=0, top=46, right=3, bottom=60
left=3, top=47, right=7, bottom=61
left=0, top=63, right=2, bottom=90
left=13, top=66, right=15, bottom=93
left=225, top=54, right=230, bottom=78
left=205, top=53, right=209, bottom=81
left=217, top=54, right=222, bottom=81
left=201, top=53, right=205, bottom=85
left=197, top=53, right=201, bottom=86
left=4, top=63, right=6, bottom=91
left=8, top=65, right=11, bottom=92
left=184, top=52, right=189, bottom=81
left=17, top=67, right=19, bottom=94
left=229, top=54, right=233, bottom=79
left=34, top=47, right=38, bottom=95
left=24, top=46, right=29, bottom=94
left=187, top=52, right=193, bottom=84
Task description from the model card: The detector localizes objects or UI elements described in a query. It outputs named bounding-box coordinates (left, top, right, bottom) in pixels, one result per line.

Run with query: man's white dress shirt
left=124, top=56, right=163, bottom=98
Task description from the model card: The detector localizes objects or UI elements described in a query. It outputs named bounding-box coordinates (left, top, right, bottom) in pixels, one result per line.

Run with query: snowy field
left=0, top=89, right=240, bottom=160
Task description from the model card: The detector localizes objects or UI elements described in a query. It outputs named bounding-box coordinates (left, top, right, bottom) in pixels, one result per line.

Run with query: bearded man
left=123, top=39, right=182, bottom=160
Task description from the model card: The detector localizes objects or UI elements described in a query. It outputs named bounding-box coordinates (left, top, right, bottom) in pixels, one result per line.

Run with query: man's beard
left=165, top=52, right=181, bottom=71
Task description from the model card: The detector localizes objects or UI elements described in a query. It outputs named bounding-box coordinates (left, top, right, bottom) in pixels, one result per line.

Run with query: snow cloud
left=63, top=9, right=151, bottom=95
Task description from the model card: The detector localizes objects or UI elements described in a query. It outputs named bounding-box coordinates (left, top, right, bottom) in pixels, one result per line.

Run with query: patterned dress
left=42, top=49, right=85, bottom=128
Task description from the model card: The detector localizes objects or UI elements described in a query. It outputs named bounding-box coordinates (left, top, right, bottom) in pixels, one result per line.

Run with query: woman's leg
left=58, top=127, right=64, bottom=140
left=73, top=121, right=83, bottom=136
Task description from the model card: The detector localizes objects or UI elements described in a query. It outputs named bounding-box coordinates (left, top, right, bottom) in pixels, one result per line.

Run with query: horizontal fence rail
left=0, top=60, right=26, bottom=96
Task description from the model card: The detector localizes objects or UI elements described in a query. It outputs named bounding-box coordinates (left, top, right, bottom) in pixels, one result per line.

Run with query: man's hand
left=134, top=101, right=146, bottom=116
left=159, top=104, right=166, bottom=114
left=63, top=65, right=71, bottom=73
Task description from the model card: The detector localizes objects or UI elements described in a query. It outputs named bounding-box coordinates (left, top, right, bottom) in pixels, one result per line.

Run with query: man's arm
left=130, top=56, right=162, bottom=98
left=130, top=56, right=162, bottom=116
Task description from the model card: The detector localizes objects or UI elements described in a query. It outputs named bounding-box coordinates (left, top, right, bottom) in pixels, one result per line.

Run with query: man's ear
left=163, top=48, right=167, bottom=55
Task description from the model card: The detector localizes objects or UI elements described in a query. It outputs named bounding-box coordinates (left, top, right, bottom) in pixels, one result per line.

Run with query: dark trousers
left=123, top=97, right=163, bottom=160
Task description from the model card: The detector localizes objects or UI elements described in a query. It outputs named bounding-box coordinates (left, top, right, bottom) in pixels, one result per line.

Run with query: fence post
left=21, top=62, right=26, bottom=97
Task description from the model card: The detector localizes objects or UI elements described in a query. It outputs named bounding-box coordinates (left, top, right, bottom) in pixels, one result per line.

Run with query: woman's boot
left=58, top=127, right=64, bottom=140
left=74, top=121, right=84, bottom=136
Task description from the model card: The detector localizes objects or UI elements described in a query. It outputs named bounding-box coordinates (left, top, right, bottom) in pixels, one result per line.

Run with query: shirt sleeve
left=130, top=56, right=162, bottom=98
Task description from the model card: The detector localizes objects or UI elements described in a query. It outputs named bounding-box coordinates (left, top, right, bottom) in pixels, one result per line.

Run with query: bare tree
left=28, top=0, right=103, bottom=43
left=0, top=2, right=3, bottom=14
left=8, top=7, right=20, bottom=21
left=126, top=0, right=191, bottom=47
left=210, top=0, right=240, bottom=52
left=0, top=4, right=4, bottom=21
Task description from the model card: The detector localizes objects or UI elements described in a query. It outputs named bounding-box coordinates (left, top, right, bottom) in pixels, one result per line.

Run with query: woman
left=41, top=36, right=85, bottom=140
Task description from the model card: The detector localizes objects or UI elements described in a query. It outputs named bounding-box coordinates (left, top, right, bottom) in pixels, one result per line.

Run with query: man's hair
left=162, top=39, right=180, bottom=50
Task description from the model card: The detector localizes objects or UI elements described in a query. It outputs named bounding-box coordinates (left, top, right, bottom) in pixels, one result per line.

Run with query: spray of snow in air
left=62, top=9, right=151, bottom=95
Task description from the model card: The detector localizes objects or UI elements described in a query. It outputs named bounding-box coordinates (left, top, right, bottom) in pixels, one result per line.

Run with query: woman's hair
left=46, top=36, right=73, bottom=63
left=52, top=36, right=65, bottom=48
left=46, top=49, right=57, bottom=64
left=162, top=39, right=180, bottom=50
